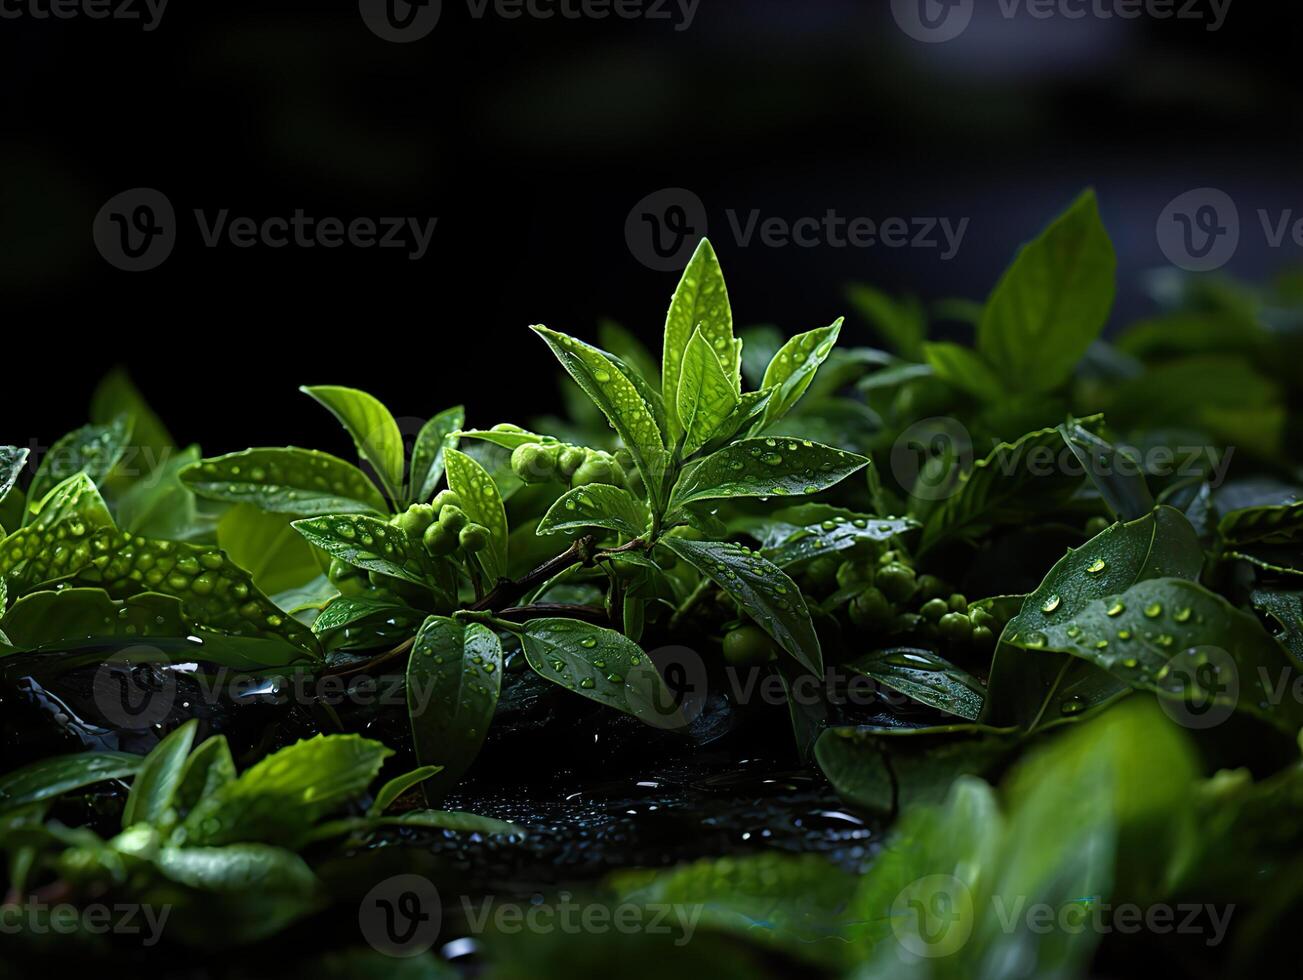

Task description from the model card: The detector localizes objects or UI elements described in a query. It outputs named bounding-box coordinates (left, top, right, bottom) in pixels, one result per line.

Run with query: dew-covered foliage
left=3, top=195, right=1303, bottom=976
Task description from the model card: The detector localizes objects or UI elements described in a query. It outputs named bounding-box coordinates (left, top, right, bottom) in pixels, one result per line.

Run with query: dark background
left=2, top=0, right=1299, bottom=459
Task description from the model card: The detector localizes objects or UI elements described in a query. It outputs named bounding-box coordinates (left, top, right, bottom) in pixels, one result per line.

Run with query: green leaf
left=537, top=485, right=649, bottom=539
left=759, top=512, right=918, bottom=568
left=846, top=284, right=926, bottom=359
left=1059, top=422, right=1155, bottom=522
left=178, top=734, right=392, bottom=848
left=115, top=445, right=212, bottom=541
left=0, top=589, right=187, bottom=650
left=847, top=648, right=986, bottom=721
left=613, top=852, right=859, bottom=969
left=985, top=507, right=1203, bottom=730
left=0, top=752, right=142, bottom=813
left=662, top=239, right=738, bottom=441
left=677, top=327, right=739, bottom=456
left=1251, top=589, right=1303, bottom=668
left=0, top=446, right=28, bottom=501
left=407, top=617, right=501, bottom=800
left=659, top=536, right=822, bottom=674
left=455, top=425, right=562, bottom=452
left=1010, top=578, right=1303, bottom=734
left=169, top=735, right=237, bottom=828
left=977, top=189, right=1117, bottom=393
left=368, top=766, right=444, bottom=816
left=0, top=522, right=319, bottom=653
left=409, top=406, right=464, bottom=505
left=24, top=472, right=114, bottom=531
left=150, top=843, right=321, bottom=944
left=530, top=325, right=669, bottom=507
left=28, top=416, right=133, bottom=504
left=301, top=386, right=405, bottom=506
left=1219, top=499, right=1303, bottom=546
left=312, top=596, right=423, bottom=641
left=921, top=340, right=1005, bottom=401
left=816, top=725, right=1012, bottom=813
left=443, top=448, right=509, bottom=581
left=181, top=447, right=388, bottom=516
left=219, top=504, right=324, bottom=597
left=758, top=319, right=842, bottom=428
left=515, top=618, right=675, bottom=722
left=122, top=719, right=198, bottom=829
left=307, top=809, right=522, bottom=844
left=292, top=515, right=432, bottom=588
left=668, top=438, right=868, bottom=514
left=918, top=419, right=1100, bottom=554
left=90, top=369, right=175, bottom=470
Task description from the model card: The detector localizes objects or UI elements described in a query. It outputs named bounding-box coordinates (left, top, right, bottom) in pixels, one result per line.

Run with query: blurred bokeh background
left=2, top=0, right=1299, bottom=455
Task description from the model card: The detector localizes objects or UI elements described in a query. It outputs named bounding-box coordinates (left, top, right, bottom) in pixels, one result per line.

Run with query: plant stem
left=669, top=577, right=713, bottom=631
left=471, top=536, right=596, bottom=613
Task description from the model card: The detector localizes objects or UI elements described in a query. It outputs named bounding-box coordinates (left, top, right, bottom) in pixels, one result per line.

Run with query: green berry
left=459, top=523, right=490, bottom=552
left=722, top=625, right=777, bottom=667
left=805, top=556, right=840, bottom=590
left=395, top=504, right=436, bottom=536
left=970, top=606, right=994, bottom=630
left=571, top=454, right=620, bottom=488
left=876, top=563, right=917, bottom=603
left=921, top=598, right=949, bottom=622
left=916, top=575, right=948, bottom=601
left=431, top=489, right=462, bottom=512
left=878, top=550, right=899, bottom=568
left=1085, top=516, right=1111, bottom=537
left=438, top=504, right=469, bottom=534
left=849, top=587, right=893, bottom=631
left=511, top=443, right=558, bottom=484
left=972, top=625, right=996, bottom=649
left=836, top=560, right=874, bottom=591
left=948, top=593, right=968, bottom=614
left=328, top=557, right=360, bottom=583
left=939, top=612, right=971, bottom=643
left=558, top=447, right=588, bottom=479
left=423, top=522, right=457, bottom=557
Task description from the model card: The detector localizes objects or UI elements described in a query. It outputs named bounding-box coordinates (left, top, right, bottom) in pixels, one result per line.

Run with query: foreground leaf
left=0, top=752, right=142, bottom=812
left=668, top=438, right=868, bottom=514
left=293, top=515, right=431, bottom=587
left=122, top=720, right=198, bottom=829
left=181, top=448, right=388, bottom=516
left=758, top=319, right=842, bottom=428
left=407, top=617, right=502, bottom=800
left=847, top=648, right=986, bottom=721
left=660, top=536, right=822, bottom=674
left=537, top=484, right=649, bottom=538
left=301, top=386, right=405, bottom=506
left=409, top=406, right=464, bottom=504
left=977, top=189, right=1116, bottom=393
left=677, top=327, right=739, bottom=456
left=443, top=449, right=509, bottom=581
left=531, top=325, right=669, bottom=507
left=28, top=416, right=132, bottom=503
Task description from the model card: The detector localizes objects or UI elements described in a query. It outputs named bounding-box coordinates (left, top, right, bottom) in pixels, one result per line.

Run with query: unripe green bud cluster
left=511, top=441, right=627, bottom=489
